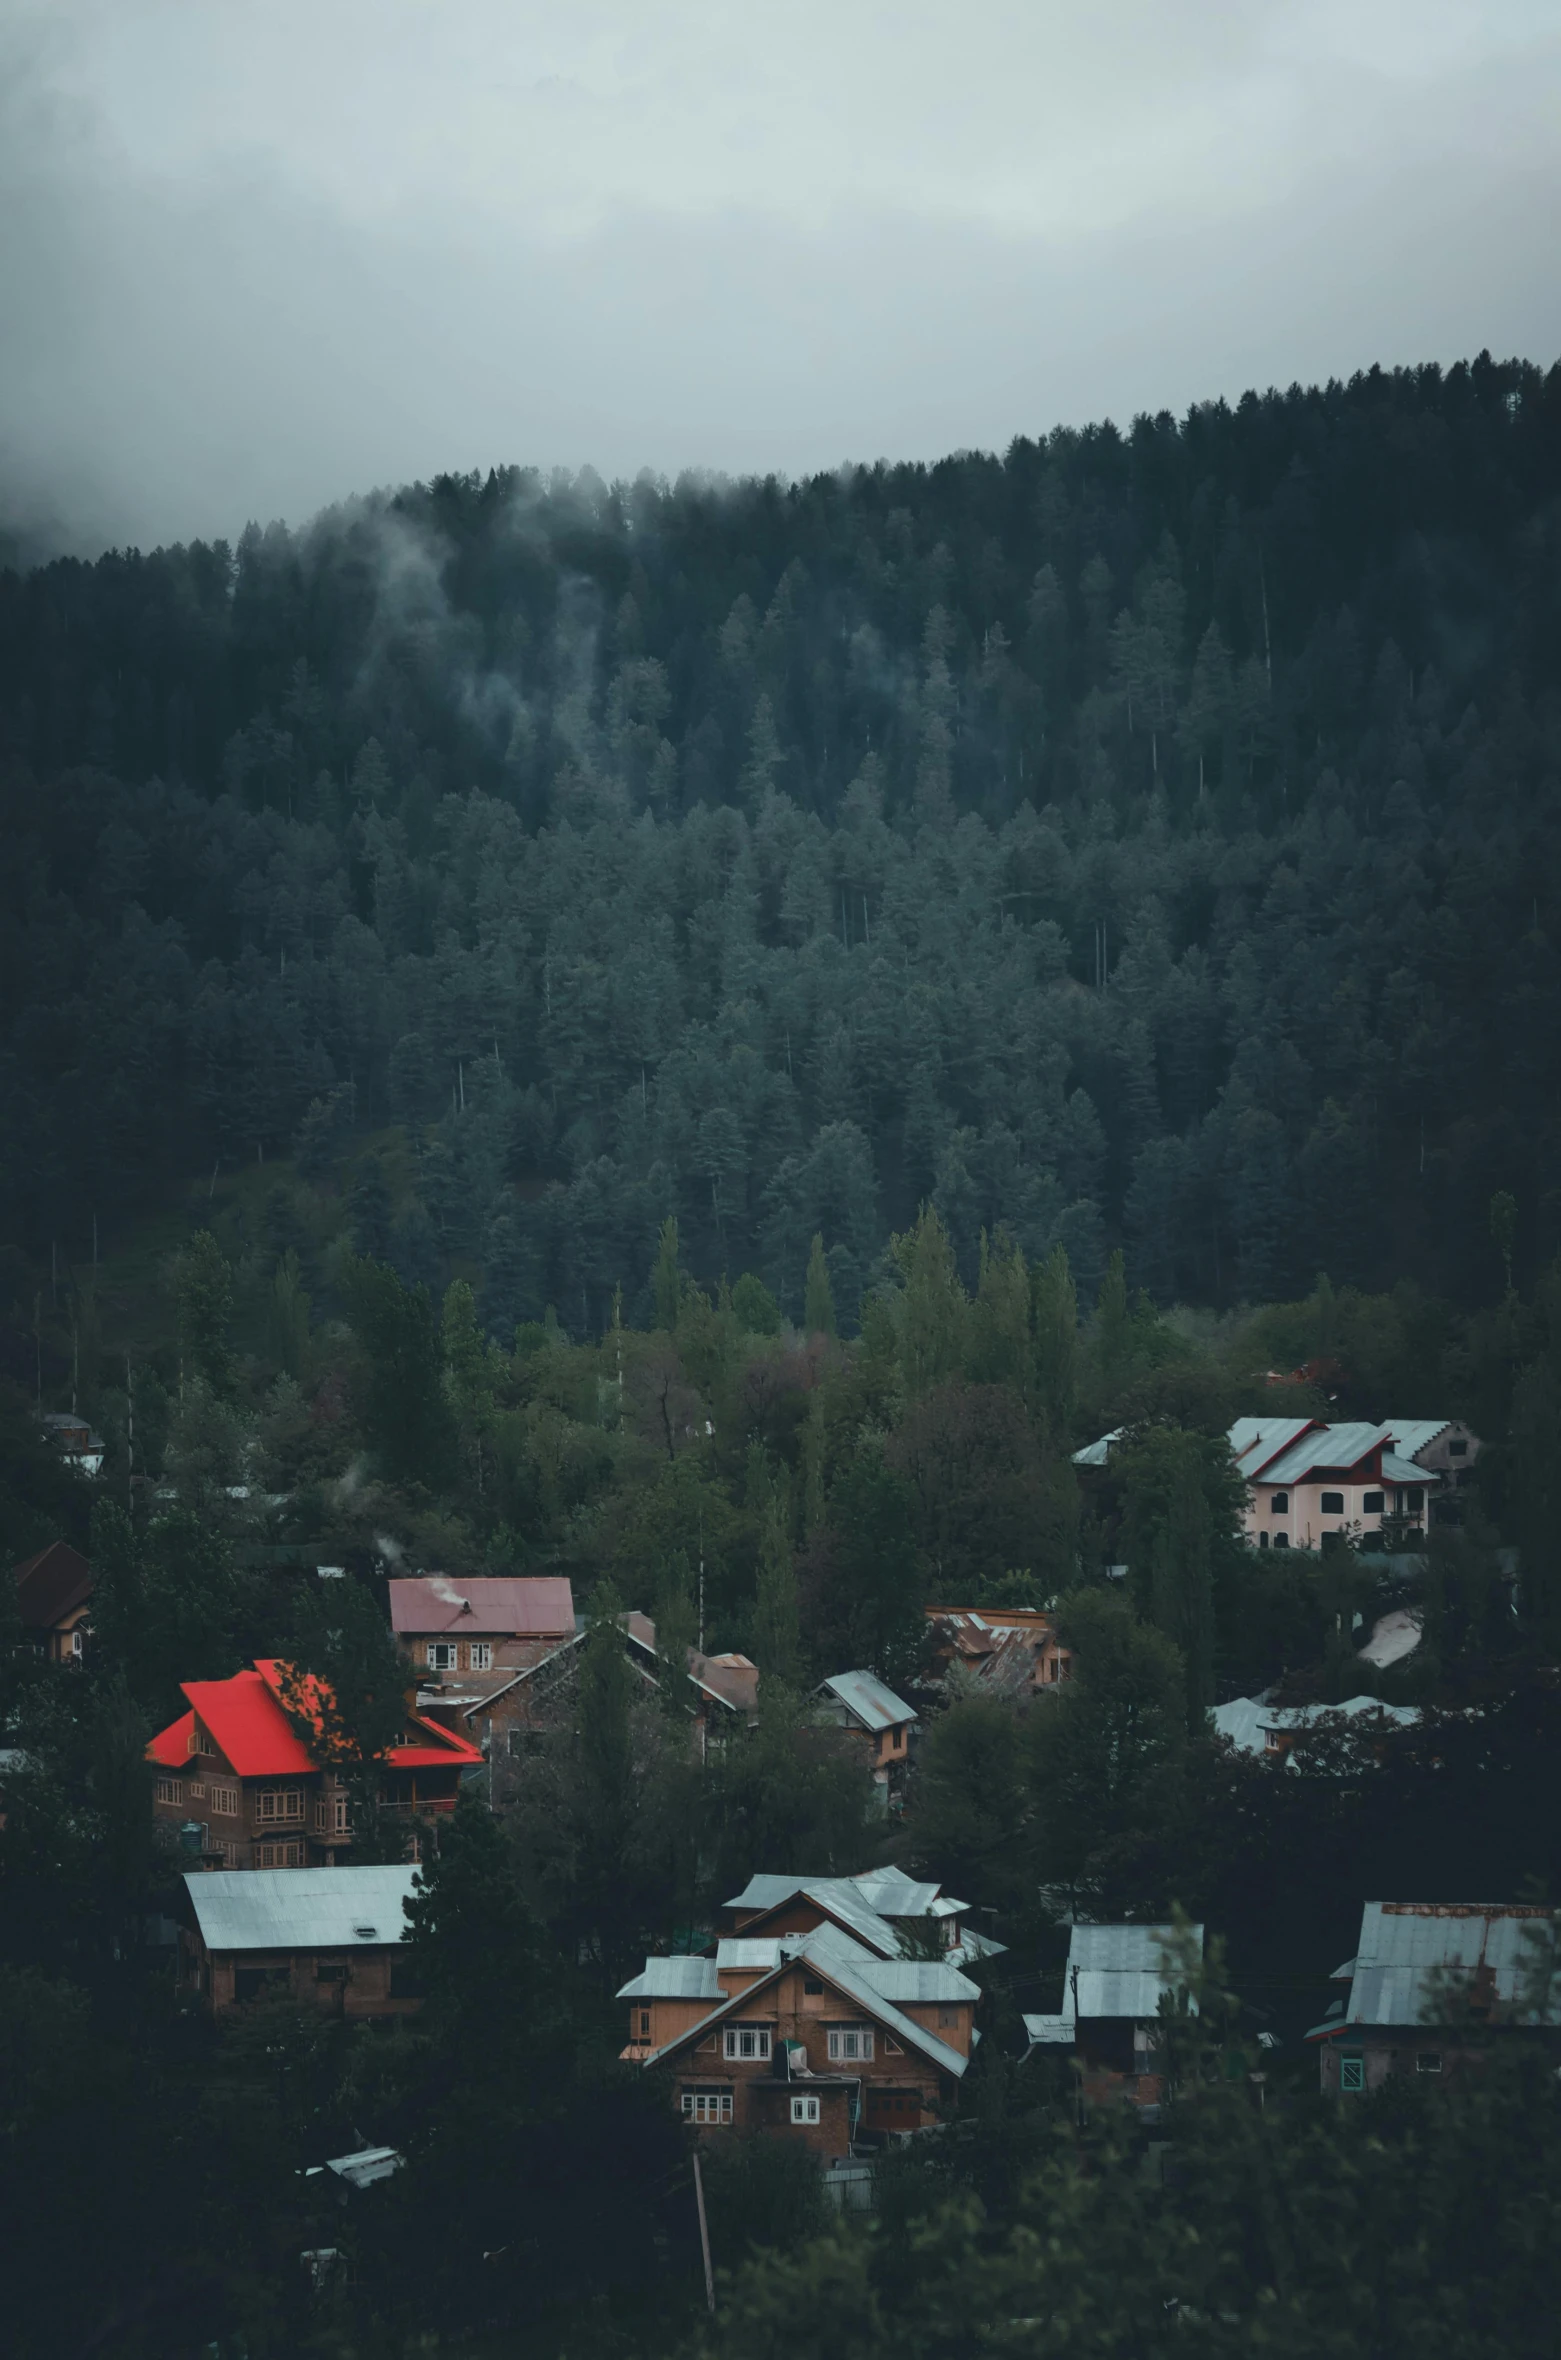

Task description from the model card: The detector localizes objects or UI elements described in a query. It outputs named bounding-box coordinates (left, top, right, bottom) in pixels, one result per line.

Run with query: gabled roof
left=1211, top=1695, right=1420, bottom=1757
left=146, top=1661, right=482, bottom=1778
left=617, top=1956, right=724, bottom=2001
left=388, top=1575, right=574, bottom=1638
left=1255, top=1421, right=1393, bottom=1487
left=640, top=1933, right=970, bottom=2080
left=13, top=1539, right=92, bottom=1630
left=1308, top=1902, right=1561, bottom=2037
left=1071, top=1427, right=1124, bottom=1468
left=1383, top=1420, right=1451, bottom=1461
left=1228, top=1416, right=1318, bottom=1478
left=1066, top=1922, right=1204, bottom=2020
left=813, top=1669, right=917, bottom=1731
left=185, top=1866, right=420, bottom=1952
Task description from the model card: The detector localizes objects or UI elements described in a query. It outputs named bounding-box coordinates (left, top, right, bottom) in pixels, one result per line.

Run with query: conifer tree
left=803, top=1233, right=836, bottom=1337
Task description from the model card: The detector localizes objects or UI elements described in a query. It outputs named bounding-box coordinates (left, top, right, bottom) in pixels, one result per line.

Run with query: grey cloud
left=2, top=6, right=1559, bottom=559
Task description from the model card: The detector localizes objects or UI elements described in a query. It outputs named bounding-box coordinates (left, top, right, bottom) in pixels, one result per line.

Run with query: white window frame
left=723, top=2024, right=772, bottom=2062
left=681, top=2090, right=733, bottom=2123
left=154, top=1776, right=182, bottom=1806
left=790, top=2094, right=820, bottom=2124
left=468, top=1642, right=493, bottom=1671
left=209, top=1784, right=239, bottom=1817
left=257, top=1788, right=303, bottom=1823
left=426, top=1642, right=458, bottom=1671
left=827, top=2026, right=874, bottom=2063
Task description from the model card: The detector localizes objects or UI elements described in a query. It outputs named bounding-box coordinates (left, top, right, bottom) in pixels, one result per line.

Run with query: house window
left=1320, top=1491, right=1345, bottom=1514
left=255, top=1841, right=303, bottom=1867
left=1416, top=2051, right=1442, bottom=2075
left=827, top=2027, right=874, bottom=2063
left=1363, top=1492, right=1384, bottom=1515
left=1340, top=2054, right=1365, bottom=2092
left=1272, top=1533, right=1290, bottom=1550
left=723, top=2025, right=772, bottom=2062
left=210, top=1784, right=239, bottom=1816
left=682, top=2089, right=733, bottom=2124
left=1269, top=1493, right=1288, bottom=1514
left=155, top=1776, right=182, bottom=1806
left=791, top=2095, right=820, bottom=2125
left=69, top=1626, right=84, bottom=1657
left=188, top=1780, right=206, bottom=1800
left=257, top=1788, right=304, bottom=1822
left=427, top=1642, right=458, bottom=1671
left=468, top=1642, right=493, bottom=1671
left=1449, top=1439, right=1467, bottom=1457
left=316, top=1962, right=349, bottom=1983
left=222, top=1841, right=242, bottom=1867
left=885, top=2037, right=904, bottom=2055
left=1258, top=1531, right=1270, bottom=1548
left=639, top=2009, right=652, bottom=2037
left=803, top=1979, right=824, bottom=1996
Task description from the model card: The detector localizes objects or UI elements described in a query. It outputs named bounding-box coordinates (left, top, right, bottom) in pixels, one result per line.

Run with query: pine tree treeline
left=4, top=355, right=1561, bottom=1318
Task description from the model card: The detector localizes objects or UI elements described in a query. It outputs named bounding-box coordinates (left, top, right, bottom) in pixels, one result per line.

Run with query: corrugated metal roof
left=616, top=1956, right=724, bottom=2000
left=1320, top=1902, right=1561, bottom=2031
left=185, top=1867, right=421, bottom=1952
left=1379, top=1450, right=1438, bottom=1485
left=1230, top=1416, right=1318, bottom=1477
left=1066, top=1923, right=1202, bottom=2022
left=1212, top=1695, right=1420, bottom=1756
left=388, top=1576, right=575, bottom=1637
left=1257, top=1421, right=1389, bottom=1486
left=852, top=1869, right=944, bottom=1917
left=854, top=1960, right=981, bottom=2004
left=1383, top=1420, right=1450, bottom=1461
left=715, top=1939, right=785, bottom=1970
left=815, top=1670, right=918, bottom=1730
left=1071, top=1427, right=1124, bottom=1467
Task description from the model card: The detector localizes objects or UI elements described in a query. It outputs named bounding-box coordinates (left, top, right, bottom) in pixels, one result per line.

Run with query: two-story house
left=13, top=1539, right=93, bottom=1663
left=1076, top=1419, right=1450, bottom=1550
left=619, top=1921, right=978, bottom=2152
left=146, top=1658, right=482, bottom=1867
left=389, top=1575, right=576, bottom=1725
left=465, top=1607, right=758, bottom=1772
left=177, top=1864, right=426, bottom=2016
left=806, top=1672, right=918, bottom=1805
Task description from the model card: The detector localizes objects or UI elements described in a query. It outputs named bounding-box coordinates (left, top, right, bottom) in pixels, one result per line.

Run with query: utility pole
left=692, top=2151, right=715, bottom=2315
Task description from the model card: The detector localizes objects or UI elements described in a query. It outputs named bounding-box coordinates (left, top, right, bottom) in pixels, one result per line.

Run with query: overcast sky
left=3, top=0, right=1559, bottom=557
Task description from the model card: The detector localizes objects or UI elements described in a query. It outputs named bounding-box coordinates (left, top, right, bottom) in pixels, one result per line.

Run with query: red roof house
left=147, top=1659, right=481, bottom=1870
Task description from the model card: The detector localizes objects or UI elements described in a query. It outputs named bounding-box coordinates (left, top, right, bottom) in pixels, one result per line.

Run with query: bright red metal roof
left=388, top=1575, right=574, bottom=1638
left=146, top=1662, right=483, bottom=1778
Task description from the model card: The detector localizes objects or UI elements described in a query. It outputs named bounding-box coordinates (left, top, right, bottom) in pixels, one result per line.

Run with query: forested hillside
left=4, top=354, right=1561, bottom=1332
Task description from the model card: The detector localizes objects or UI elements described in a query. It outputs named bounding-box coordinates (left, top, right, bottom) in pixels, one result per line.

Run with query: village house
left=13, top=1539, right=93, bottom=1663
left=806, top=1671, right=917, bottom=1805
left=146, top=1659, right=481, bottom=1868
left=1211, top=1694, right=1421, bottom=1760
left=619, top=1912, right=979, bottom=2154
left=390, top=1574, right=576, bottom=1726
left=464, top=1607, right=758, bottom=1771
left=923, top=1607, right=1073, bottom=1698
left=720, top=1866, right=1002, bottom=1964
left=1307, top=1901, right=1561, bottom=2092
left=1025, top=1922, right=1204, bottom=2116
left=39, top=1410, right=106, bottom=1478
left=177, top=1864, right=426, bottom=2017
left=1075, top=1417, right=1477, bottom=1550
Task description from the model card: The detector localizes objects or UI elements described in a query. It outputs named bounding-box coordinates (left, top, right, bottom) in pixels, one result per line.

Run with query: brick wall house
left=1309, top=1901, right=1561, bottom=2092
left=147, top=1659, right=481, bottom=1868
left=389, top=1575, right=576, bottom=1726
left=620, top=1929, right=976, bottom=2155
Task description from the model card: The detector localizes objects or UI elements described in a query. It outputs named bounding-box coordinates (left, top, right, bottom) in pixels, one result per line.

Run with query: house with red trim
left=146, top=1659, right=481, bottom=1869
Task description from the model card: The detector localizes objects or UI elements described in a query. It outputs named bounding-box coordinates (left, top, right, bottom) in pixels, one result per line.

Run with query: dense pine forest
left=5, top=354, right=1561, bottom=1328
left=5, top=359, right=1561, bottom=2360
